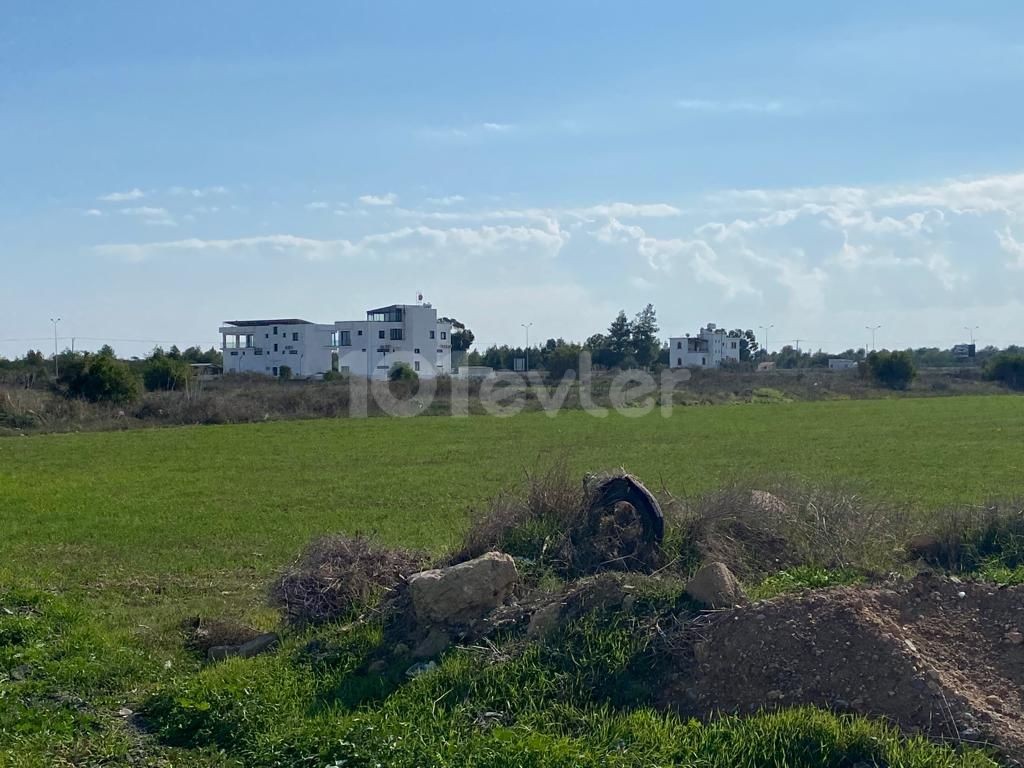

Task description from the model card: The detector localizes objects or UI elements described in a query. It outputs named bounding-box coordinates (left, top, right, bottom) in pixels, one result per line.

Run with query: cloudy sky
left=3, top=1, right=1024, bottom=358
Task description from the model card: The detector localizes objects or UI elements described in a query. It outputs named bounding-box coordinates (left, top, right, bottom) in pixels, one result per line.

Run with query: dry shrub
left=921, top=500, right=1024, bottom=571
left=271, top=534, right=428, bottom=626
left=675, top=481, right=909, bottom=580
left=452, top=464, right=670, bottom=577
left=181, top=616, right=260, bottom=654
left=452, top=463, right=586, bottom=568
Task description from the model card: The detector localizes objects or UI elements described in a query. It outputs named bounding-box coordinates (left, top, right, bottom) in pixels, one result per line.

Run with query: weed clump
left=916, top=500, right=1024, bottom=574
left=271, top=535, right=427, bottom=626
left=674, top=482, right=908, bottom=580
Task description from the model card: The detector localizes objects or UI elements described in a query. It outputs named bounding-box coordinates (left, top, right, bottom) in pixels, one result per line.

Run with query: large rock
left=686, top=562, right=746, bottom=609
left=409, top=552, right=518, bottom=625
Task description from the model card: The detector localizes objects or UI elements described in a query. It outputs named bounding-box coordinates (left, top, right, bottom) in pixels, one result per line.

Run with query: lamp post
left=50, top=317, right=61, bottom=377
left=866, top=325, right=881, bottom=352
left=758, top=324, right=773, bottom=359
left=964, top=326, right=979, bottom=345
left=521, top=322, right=533, bottom=371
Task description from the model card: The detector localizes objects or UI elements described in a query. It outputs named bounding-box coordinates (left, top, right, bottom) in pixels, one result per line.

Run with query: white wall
left=221, top=322, right=334, bottom=378
left=668, top=327, right=741, bottom=369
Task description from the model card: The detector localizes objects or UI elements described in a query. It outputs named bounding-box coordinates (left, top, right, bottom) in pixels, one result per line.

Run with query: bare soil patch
left=661, top=573, right=1024, bottom=760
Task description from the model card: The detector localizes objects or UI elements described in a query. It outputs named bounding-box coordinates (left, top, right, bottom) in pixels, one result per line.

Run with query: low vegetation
left=3, top=399, right=1024, bottom=765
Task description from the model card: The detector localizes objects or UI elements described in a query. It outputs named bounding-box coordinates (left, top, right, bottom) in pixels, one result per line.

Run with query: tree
left=97, top=344, right=116, bottom=358
left=984, top=353, right=1024, bottom=390
left=728, top=329, right=759, bottom=361
left=867, top=350, right=916, bottom=390
left=143, top=355, right=192, bottom=391
left=388, top=362, right=418, bottom=382
left=451, top=327, right=475, bottom=353
left=60, top=354, right=139, bottom=403
left=278, top=365, right=292, bottom=380
left=631, top=304, right=660, bottom=368
left=607, top=311, right=633, bottom=358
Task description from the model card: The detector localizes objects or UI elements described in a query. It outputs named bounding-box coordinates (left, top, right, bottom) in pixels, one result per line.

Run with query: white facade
left=220, top=319, right=334, bottom=378
left=335, top=304, right=453, bottom=379
left=668, top=323, right=741, bottom=369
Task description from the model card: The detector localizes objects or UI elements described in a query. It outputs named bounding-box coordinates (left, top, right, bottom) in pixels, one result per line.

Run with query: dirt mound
left=661, top=574, right=1024, bottom=759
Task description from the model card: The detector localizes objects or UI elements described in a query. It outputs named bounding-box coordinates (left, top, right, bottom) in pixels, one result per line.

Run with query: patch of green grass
left=141, top=611, right=997, bottom=767
left=748, top=567, right=865, bottom=601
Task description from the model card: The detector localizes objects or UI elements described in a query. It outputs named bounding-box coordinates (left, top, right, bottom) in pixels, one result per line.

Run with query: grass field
left=2, top=396, right=1023, bottom=766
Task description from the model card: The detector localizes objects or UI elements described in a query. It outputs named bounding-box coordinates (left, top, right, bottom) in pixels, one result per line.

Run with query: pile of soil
left=661, top=573, right=1024, bottom=759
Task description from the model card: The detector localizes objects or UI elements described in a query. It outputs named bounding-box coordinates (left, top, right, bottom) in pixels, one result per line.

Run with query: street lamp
left=521, top=322, right=533, bottom=371
left=964, top=326, right=979, bottom=345
left=758, top=324, right=774, bottom=358
left=50, top=317, right=61, bottom=377
left=866, top=325, right=882, bottom=351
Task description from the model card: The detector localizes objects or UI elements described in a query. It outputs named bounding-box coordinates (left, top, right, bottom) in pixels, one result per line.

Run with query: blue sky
left=3, top=1, right=1024, bottom=358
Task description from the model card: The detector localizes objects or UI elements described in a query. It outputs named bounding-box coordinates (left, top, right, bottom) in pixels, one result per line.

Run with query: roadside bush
left=143, top=355, right=192, bottom=391
left=59, top=353, right=140, bottom=404
left=983, top=352, right=1024, bottom=390
left=270, top=535, right=427, bottom=626
left=867, top=350, right=916, bottom=390
left=278, top=365, right=292, bottom=380
left=388, top=362, right=418, bottom=382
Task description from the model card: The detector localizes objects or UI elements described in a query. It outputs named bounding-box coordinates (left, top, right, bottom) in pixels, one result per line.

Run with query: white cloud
left=119, top=206, right=176, bottom=226
left=304, top=201, right=330, bottom=210
left=169, top=185, right=228, bottom=198
left=93, top=221, right=570, bottom=264
left=676, top=98, right=785, bottom=114
left=99, top=188, right=144, bottom=202
left=426, top=195, right=466, bottom=206
left=482, top=122, right=514, bottom=132
left=359, top=193, right=398, bottom=206
left=83, top=209, right=103, bottom=217
left=997, top=227, right=1024, bottom=269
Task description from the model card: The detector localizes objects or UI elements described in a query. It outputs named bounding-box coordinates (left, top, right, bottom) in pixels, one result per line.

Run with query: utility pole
left=792, top=338, right=804, bottom=353
left=866, top=325, right=881, bottom=351
left=964, top=326, right=979, bottom=345
left=50, top=317, right=61, bottom=377
left=758, top=324, right=774, bottom=359
left=521, top=322, right=533, bottom=371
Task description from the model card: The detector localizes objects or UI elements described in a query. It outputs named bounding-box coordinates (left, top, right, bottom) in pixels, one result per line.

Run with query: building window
left=731, top=341, right=738, bottom=349
left=390, top=328, right=403, bottom=341
left=273, top=326, right=278, bottom=335
left=265, top=333, right=269, bottom=339
left=367, top=307, right=404, bottom=323
left=289, top=350, right=297, bottom=355
left=414, top=361, right=420, bottom=371
left=676, top=357, right=681, bottom=366
left=378, top=330, right=385, bottom=339
left=414, top=348, right=420, bottom=354
left=339, top=331, right=351, bottom=346
left=273, top=343, right=278, bottom=352
left=357, top=329, right=363, bottom=336
left=676, top=341, right=682, bottom=349
left=292, top=332, right=299, bottom=341
left=441, top=331, right=447, bottom=340
left=272, top=367, right=278, bottom=376
left=429, top=330, right=435, bottom=339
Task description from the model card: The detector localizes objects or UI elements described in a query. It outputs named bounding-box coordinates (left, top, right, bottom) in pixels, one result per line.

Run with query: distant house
left=668, top=324, right=741, bottom=369
left=219, top=319, right=334, bottom=378
left=828, top=358, right=858, bottom=371
left=220, top=303, right=456, bottom=380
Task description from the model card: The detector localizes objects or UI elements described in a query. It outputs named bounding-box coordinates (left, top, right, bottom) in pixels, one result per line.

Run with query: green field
left=2, top=396, right=1023, bottom=766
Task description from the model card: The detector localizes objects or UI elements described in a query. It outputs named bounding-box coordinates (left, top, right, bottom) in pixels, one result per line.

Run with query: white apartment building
left=668, top=323, right=741, bottom=369
left=220, top=319, right=335, bottom=378
left=334, top=304, right=453, bottom=379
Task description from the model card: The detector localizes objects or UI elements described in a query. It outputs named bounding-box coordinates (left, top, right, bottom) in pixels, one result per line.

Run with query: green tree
left=388, top=362, right=418, bottom=382
left=605, top=310, right=633, bottom=367
left=631, top=303, right=660, bottom=368
left=984, top=353, right=1024, bottom=390
left=97, top=344, right=116, bottom=358
left=143, top=355, right=192, bottom=391
left=867, top=350, right=916, bottom=390
left=728, top=329, right=759, bottom=361
left=60, top=354, right=139, bottom=404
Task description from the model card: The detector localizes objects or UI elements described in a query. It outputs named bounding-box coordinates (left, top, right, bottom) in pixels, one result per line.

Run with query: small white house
left=220, top=319, right=334, bottom=378
left=828, top=358, right=858, bottom=371
left=334, top=304, right=453, bottom=379
left=669, top=324, right=741, bottom=369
